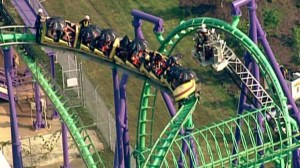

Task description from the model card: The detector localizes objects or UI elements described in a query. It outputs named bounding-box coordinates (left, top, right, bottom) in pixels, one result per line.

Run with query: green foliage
left=262, top=8, right=282, bottom=34
left=237, top=20, right=249, bottom=34
left=292, top=26, right=300, bottom=60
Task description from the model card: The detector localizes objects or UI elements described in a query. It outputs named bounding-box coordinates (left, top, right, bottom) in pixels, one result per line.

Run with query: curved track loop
left=139, top=17, right=298, bottom=167
left=158, top=17, right=287, bottom=113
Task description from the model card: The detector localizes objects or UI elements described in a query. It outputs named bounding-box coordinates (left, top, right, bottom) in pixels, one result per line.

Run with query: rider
left=78, top=15, right=91, bottom=42
left=195, top=24, right=213, bottom=61
left=79, top=15, right=91, bottom=28
left=62, top=22, right=75, bottom=46
left=34, top=8, right=46, bottom=43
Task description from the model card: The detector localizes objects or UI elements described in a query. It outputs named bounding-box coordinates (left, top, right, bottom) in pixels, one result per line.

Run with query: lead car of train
left=38, top=16, right=200, bottom=102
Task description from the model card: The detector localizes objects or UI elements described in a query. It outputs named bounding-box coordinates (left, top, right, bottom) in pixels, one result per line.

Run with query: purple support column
left=132, top=9, right=200, bottom=166
left=49, top=53, right=59, bottom=119
left=112, top=68, right=125, bottom=168
left=256, top=16, right=300, bottom=168
left=131, top=10, right=176, bottom=125
left=255, top=19, right=300, bottom=124
left=119, top=75, right=130, bottom=168
left=177, top=127, right=199, bottom=168
left=33, top=82, right=45, bottom=129
left=61, top=123, right=70, bottom=168
left=248, top=1, right=264, bottom=167
left=161, top=92, right=177, bottom=116
left=131, top=9, right=164, bottom=34
left=47, top=52, right=70, bottom=168
left=3, top=47, right=23, bottom=167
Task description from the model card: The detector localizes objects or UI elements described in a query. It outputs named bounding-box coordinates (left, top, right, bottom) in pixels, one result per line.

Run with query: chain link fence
left=50, top=48, right=116, bottom=152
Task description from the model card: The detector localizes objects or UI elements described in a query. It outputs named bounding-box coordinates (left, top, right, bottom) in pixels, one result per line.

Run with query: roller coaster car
left=41, top=17, right=79, bottom=48
left=79, top=25, right=101, bottom=51
left=173, top=79, right=196, bottom=102
left=192, top=34, right=231, bottom=72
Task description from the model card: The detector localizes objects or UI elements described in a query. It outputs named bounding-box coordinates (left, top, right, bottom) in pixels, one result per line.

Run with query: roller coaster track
left=0, top=15, right=297, bottom=167
left=167, top=106, right=300, bottom=167
left=0, top=25, right=199, bottom=168
left=143, top=96, right=198, bottom=168
left=135, top=81, right=158, bottom=166
left=139, top=17, right=297, bottom=167
left=14, top=48, right=104, bottom=168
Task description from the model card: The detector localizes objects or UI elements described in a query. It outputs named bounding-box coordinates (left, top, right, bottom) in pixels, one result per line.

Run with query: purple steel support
left=248, top=1, right=265, bottom=167
left=49, top=53, right=59, bottom=119
left=256, top=16, right=300, bottom=168
left=232, top=0, right=300, bottom=166
left=47, top=52, right=70, bottom=168
left=131, top=9, right=164, bottom=35
left=161, top=92, right=177, bottom=116
left=255, top=19, right=300, bottom=124
left=231, top=0, right=251, bottom=15
left=61, top=123, right=70, bottom=168
left=112, top=68, right=125, bottom=168
left=3, top=47, right=23, bottom=168
left=177, top=137, right=188, bottom=168
left=33, top=82, right=45, bottom=129
left=177, top=127, right=199, bottom=168
left=119, top=75, right=130, bottom=168
left=131, top=9, right=200, bottom=166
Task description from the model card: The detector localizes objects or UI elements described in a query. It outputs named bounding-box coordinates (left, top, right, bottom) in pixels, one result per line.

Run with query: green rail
left=157, top=17, right=288, bottom=116
left=148, top=17, right=294, bottom=167
left=134, top=81, right=158, bottom=166
left=165, top=105, right=300, bottom=167
left=143, top=96, right=198, bottom=167
left=15, top=48, right=105, bottom=167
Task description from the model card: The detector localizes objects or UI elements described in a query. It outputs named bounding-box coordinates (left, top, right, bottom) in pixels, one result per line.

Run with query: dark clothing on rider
left=79, top=19, right=90, bottom=43
left=34, top=14, right=44, bottom=43
left=79, top=19, right=90, bottom=28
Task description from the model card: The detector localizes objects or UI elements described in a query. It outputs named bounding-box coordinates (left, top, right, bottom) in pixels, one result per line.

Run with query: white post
left=108, top=113, right=112, bottom=149
left=95, top=84, right=99, bottom=126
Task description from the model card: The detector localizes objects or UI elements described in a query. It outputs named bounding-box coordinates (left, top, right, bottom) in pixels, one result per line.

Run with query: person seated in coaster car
left=45, top=17, right=67, bottom=42
left=80, top=25, right=101, bottom=47
left=164, top=55, right=182, bottom=83
left=149, top=51, right=166, bottom=77
left=92, top=28, right=117, bottom=56
left=128, top=38, right=148, bottom=68
left=78, top=15, right=91, bottom=42
left=115, top=35, right=131, bottom=62
left=62, top=21, right=76, bottom=46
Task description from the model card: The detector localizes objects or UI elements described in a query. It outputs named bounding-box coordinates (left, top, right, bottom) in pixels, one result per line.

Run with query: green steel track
left=15, top=48, right=104, bottom=168
left=136, top=17, right=299, bottom=167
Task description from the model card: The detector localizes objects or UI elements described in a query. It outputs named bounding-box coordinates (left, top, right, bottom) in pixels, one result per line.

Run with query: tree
left=292, top=26, right=300, bottom=59
left=262, top=8, right=282, bottom=34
